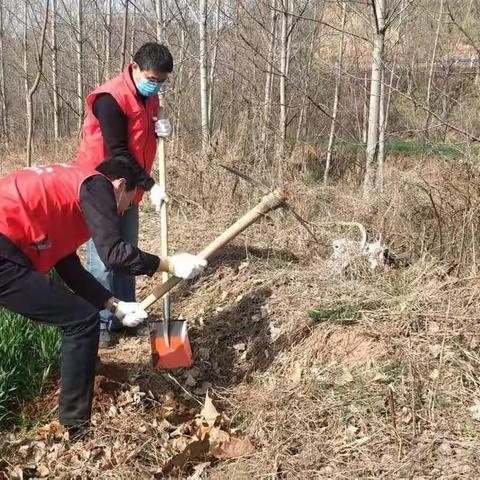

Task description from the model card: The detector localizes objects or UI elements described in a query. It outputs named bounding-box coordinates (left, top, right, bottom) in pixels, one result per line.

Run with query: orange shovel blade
left=150, top=320, right=193, bottom=369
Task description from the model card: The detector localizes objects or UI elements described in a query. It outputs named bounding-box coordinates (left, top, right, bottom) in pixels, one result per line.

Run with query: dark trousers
left=0, top=256, right=100, bottom=427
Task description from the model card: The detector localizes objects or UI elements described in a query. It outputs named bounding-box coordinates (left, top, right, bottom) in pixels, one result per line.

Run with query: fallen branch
left=217, top=163, right=321, bottom=245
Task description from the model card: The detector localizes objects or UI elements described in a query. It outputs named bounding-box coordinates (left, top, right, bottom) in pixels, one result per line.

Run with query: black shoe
left=67, top=422, right=90, bottom=442
left=99, top=329, right=117, bottom=348
left=108, top=316, right=149, bottom=338
left=131, top=323, right=150, bottom=338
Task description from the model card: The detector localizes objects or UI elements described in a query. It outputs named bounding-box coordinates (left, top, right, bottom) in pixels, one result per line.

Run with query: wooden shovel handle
left=140, top=187, right=287, bottom=310
left=158, top=138, right=169, bottom=275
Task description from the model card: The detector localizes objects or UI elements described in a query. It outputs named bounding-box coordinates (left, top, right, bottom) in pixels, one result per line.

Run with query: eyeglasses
left=144, top=74, right=165, bottom=84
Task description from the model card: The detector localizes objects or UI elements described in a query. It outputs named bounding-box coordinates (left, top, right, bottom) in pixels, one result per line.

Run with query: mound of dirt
left=303, top=325, right=387, bottom=368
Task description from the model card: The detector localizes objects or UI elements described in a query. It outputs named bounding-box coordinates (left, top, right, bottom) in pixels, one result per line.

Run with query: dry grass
left=3, top=144, right=480, bottom=478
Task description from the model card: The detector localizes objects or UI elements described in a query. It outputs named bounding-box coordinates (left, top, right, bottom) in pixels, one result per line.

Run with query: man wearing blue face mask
left=75, top=42, right=173, bottom=347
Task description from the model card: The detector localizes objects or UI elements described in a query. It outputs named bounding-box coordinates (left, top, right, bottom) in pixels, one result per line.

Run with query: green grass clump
left=307, top=306, right=361, bottom=325
left=295, top=136, right=477, bottom=159
left=385, top=138, right=470, bottom=157
left=0, top=309, right=61, bottom=425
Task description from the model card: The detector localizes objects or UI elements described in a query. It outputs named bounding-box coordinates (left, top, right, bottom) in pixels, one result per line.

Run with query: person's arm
left=79, top=175, right=162, bottom=276
left=92, top=93, right=155, bottom=191
left=55, top=254, right=150, bottom=325
left=55, top=253, right=113, bottom=309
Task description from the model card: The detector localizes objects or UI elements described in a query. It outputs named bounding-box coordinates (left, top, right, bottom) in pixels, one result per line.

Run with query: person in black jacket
left=0, top=157, right=206, bottom=439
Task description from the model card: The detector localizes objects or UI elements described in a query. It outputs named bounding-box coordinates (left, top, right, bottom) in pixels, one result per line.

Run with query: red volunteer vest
left=0, top=164, right=99, bottom=273
left=75, top=64, right=159, bottom=204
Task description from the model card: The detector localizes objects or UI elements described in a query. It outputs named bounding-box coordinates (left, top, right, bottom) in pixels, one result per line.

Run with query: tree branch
left=446, top=2, right=480, bottom=59
left=272, top=5, right=371, bottom=43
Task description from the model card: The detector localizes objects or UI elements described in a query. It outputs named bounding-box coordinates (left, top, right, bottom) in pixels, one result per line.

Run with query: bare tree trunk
left=119, top=0, right=129, bottom=70
left=362, top=73, right=368, bottom=143
left=76, top=0, right=84, bottom=132
left=285, top=2, right=293, bottom=79
left=294, top=60, right=310, bottom=142
left=262, top=0, right=277, bottom=147
left=41, top=101, right=47, bottom=140
left=0, top=2, right=8, bottom=147
left=278, top=0, right=289, bottom=158
left=24, top=1, right=30, bottom=155
left=385, top=62, right=396, bottom=130
left=364, top=0, right=385, bottom=198
left=352, top=82, right=363, bottom=140
left=26, top=0, right=50, bottom=166
left=441, top=65, right=452, bottom=141
left=424, top=0, right=443, bottom=139
left=130, top=3, right=136, bottom=55
left=227, top=1, right=240, bottom=139
left=295, top=45, right=313, bottom=142
left=208, top=0, right=220, bottom=134
left=296, top=1, right=322, bottom=142
left=407, top=51, right=415, bottom=96
left=324, top=0, right=346, bottom=185
left=105, top=0, right=112, bottom=79
left=199, top=0, right=209, bottom=153
left=52, top=0, right=60, bottom=140
left=94, top=11, right=101, bottom=86
left=156, top=0, right=164, bottom=43
left=173, top=28, right=186, bottom=155
left=376, top=61, right=396, bottom=191
left=377, top=68, right=385, bottom=191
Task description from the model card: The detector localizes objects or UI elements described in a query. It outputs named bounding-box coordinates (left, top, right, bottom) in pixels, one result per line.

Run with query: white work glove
left=155, top=118, right=172, bottom=137
left=168, top=253, right=207, bottom=280
left=114, top=301, right=148, bottom=327
left=150, top=184, right=169, bottom=212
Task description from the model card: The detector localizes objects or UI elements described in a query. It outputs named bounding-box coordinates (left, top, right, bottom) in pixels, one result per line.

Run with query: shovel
left=143, top=187, right=287, bottom=369
left=150, top=129, right=193, bottom=369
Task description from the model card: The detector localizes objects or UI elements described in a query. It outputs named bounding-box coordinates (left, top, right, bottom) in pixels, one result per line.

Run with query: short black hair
left=96, top=156, right=139, bottom=191
left=133, top=43, right=173, bottom=74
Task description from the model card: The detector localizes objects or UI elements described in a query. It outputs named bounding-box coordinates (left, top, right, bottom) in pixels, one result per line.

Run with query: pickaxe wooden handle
left=140, top=187, right=287, bottom=310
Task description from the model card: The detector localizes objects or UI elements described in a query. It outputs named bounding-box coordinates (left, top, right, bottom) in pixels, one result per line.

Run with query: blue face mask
left=137, top=77, right=162, bottom=97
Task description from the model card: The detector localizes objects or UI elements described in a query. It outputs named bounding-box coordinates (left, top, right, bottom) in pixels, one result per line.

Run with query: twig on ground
left=165, top=373, right=203, bottom=406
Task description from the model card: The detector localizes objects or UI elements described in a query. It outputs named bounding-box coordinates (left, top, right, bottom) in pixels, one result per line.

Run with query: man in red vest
left=0, top=157, right=206, bottom=439
left=75, top=42, right=173, bottom=346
